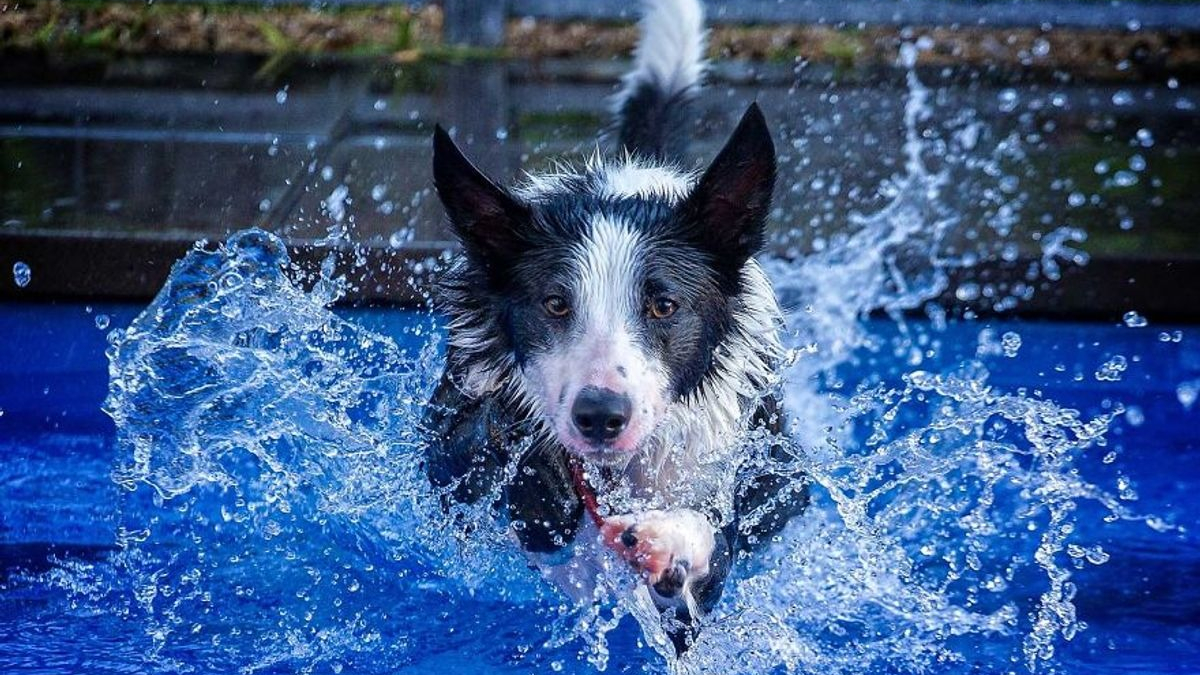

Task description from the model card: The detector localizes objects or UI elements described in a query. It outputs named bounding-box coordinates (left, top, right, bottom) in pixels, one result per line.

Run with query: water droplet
left=1086, top=546, right=1110, bottom=565
left=1124, top=405, right=1144, bottom=427
left=258, top=198, right=272, bottom=213
left=373, top=99, right=387, bottom=111
left=95, top=314, right=110, bottom=330
left=1116, top=475, right=1138, bottom=501
left=324, top=185, right=350, bottom=224
left=955, top=282, right=980, bottom=301
left=1093, top=160, right=1109, bottom=175
left=1135, top=128, right=1154, bottom=147
left=371, top=184, right=387, bottom=202
left=12, top=261, right=30, bottom=287
left=275, top=87, right=288, bottom=104
left=1001, top=331, right=1022, bottom=358
left=1067, top=192, right=1086, bottom=207
left=389, top=229, right=413, bottom=248
left=1129, top=154, right=1146, bottom=172
left=495, top=127, right=509, bottom=141
left=998, top=88, right=1019, bottom=112
left=1094, top=355, right=1127, bottom=382
left=1122, top=311, right=1147, bottom=328
left=1111, top=90, right=1133, bottom=106
left=1178, top=380, right=1199, bottom=410
left=1111, top=170, right=1138, bottom=187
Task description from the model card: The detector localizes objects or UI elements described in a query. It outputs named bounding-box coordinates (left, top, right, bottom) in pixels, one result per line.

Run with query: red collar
left=568, top=458, right=606, bottom=528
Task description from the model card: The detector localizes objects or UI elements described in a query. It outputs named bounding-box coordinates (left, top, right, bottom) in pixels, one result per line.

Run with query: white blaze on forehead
left=573, top=214, right=644, bottom=326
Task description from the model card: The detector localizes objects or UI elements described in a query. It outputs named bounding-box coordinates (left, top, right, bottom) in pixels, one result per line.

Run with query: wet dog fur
left=423, top=0, right=808, bottom=654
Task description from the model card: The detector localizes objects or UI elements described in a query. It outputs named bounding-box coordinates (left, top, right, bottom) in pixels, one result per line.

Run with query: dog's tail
left=611, top=0, right=707, bottom=163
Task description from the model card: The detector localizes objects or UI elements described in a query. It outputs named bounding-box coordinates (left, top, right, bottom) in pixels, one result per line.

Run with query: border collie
left=424, top=0, right=808, bottom=654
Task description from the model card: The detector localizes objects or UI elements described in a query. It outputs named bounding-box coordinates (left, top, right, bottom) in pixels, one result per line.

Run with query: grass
left=0, top=1, right=492, bottom=64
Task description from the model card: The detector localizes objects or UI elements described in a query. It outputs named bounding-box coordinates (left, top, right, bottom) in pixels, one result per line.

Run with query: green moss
left=393, top=10, right=414, bottom=52
left=32, top=11, right=61, bottom=49
left=825, top=30, right=864, bottom=73
left=1053, top=142, right=1199, bottom=201
left=1014, top=141, right=1200, bottom=258
left=80, top=25, right=118, bottom=50
left=384, top=62, right=440, bottom=94
left=516, top=110, right=604, bottom=143
left=420, top=44, right=504, bottom=62
left=0, top=140, right=54, bottom=225
left=256, top=20, right=296, bottom=54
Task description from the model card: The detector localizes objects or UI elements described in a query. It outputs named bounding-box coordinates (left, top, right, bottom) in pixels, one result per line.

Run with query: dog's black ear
left=681, top=103, right=776, bottom=275
left=433, top=125, right=528, bottom=264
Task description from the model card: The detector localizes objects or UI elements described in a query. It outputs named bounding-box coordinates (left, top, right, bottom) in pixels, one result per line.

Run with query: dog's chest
left=598, top=426, right=742, bottom=521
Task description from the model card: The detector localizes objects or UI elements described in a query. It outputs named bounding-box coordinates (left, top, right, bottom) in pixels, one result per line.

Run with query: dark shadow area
left=1, top=51, right=1197, bottom=320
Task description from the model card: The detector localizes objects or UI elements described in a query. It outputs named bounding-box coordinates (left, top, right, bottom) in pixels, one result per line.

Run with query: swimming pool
left=1, top=293, right=1196, bottom=674
left=2, top=28, right=1199, bottom=673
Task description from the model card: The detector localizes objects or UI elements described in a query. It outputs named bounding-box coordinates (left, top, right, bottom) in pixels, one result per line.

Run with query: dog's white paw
left=600, top=509, right=715, bottom=598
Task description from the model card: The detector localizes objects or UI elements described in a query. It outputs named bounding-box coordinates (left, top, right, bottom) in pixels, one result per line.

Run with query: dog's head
left=433, top=104, right=776, bottom=465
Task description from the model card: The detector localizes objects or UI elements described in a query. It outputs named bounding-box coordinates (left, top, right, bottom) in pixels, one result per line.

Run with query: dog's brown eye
left=649, top=297, right=678, bottom=319
left=543, top=295, right=570, bottom=317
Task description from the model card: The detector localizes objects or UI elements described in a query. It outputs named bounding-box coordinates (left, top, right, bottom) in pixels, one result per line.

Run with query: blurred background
left=1, top=0, right=1197, bottom=319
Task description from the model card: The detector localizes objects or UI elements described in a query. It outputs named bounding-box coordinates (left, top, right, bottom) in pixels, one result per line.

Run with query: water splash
left=12, top=260, right=31, bottom=288
left=90, top=45, right=1163, bottom=675
left=98, top=229, right=613, bottom=672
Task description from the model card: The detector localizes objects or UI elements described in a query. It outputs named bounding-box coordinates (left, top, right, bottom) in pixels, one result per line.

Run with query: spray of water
left=92, top=45, right=1162, bottom=674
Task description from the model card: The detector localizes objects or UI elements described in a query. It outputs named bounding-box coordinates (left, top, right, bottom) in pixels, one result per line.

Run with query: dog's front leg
left=600, top=509, right=719, bottom=601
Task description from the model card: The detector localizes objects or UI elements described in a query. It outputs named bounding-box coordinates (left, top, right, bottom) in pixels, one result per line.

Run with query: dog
left=423, top=0, right=808, bottom=654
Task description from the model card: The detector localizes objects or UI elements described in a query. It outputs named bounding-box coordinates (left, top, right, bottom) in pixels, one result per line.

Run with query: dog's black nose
left=571, top=387, right=632, bottom=443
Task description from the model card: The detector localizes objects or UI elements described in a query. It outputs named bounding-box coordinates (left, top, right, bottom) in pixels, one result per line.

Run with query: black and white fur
left=423, top=0, right=807, bottom=654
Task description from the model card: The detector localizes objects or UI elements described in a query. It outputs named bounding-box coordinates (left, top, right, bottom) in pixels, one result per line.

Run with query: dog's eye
left=542, top=295, right=571, bottom=317
left=648, top=297, right=678, bottom=319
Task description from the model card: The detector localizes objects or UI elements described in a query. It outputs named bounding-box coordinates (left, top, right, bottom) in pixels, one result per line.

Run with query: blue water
left=1, top=297, right=1197, bottom=674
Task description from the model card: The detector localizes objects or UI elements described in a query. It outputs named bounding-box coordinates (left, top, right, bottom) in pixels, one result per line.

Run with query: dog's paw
left=600, top=509, right=715, bottom=598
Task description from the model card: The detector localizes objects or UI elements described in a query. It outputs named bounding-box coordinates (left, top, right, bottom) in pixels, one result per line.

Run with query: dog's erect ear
left=681, top=103, right=776, bottom=273
left=433, top=125, right=528, bottom=263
